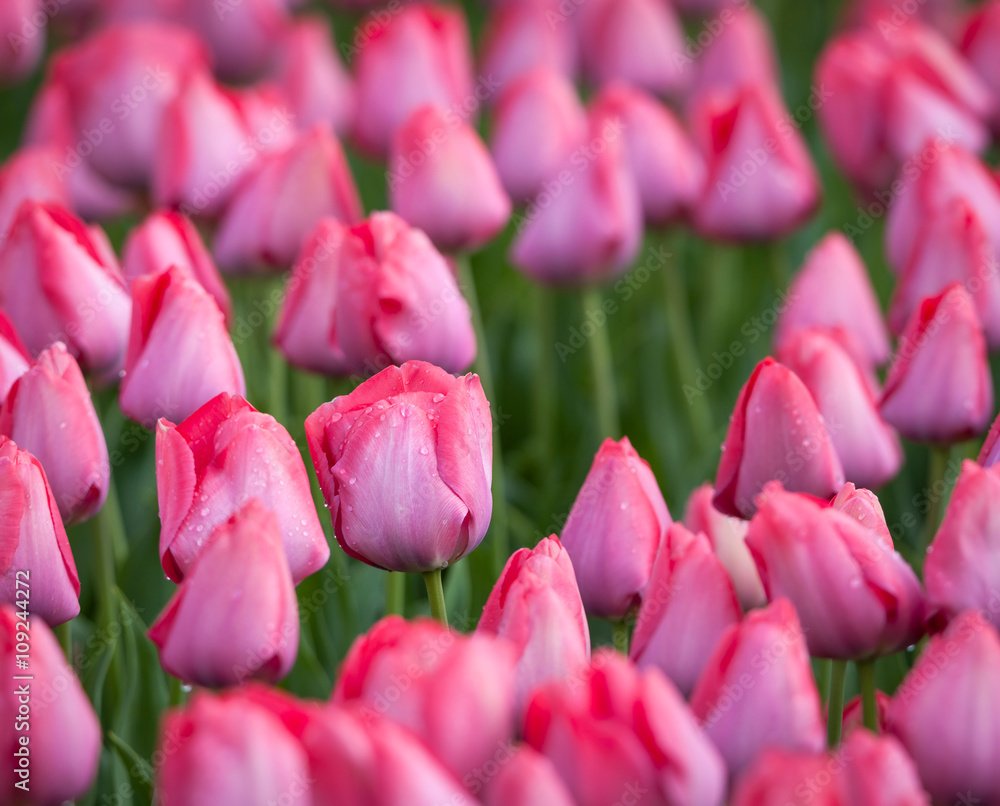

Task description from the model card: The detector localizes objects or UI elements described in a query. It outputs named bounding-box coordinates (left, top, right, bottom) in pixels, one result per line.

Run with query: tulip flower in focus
left=713, top=357, right=845, bottom=519
left=479, top=1, right=577, bottom=91
left=0, top=147, right=70, bottom=241
left=0, top=436, right=80, bottom=625
left=156, top=392, right=329, bottom=584
left=213, top=126, right=362, bottom=273
left=481, top=746, right=576, bottom=806
left=389, top=105, right=511, bottom=252
left=888, top=610, right=1000, bottom=803
left=879, top=284, right=993, bottom=444
left=306, top=361, right=491, bottom=573
left=746, top=482, right=925, bottom=659
left=477, top=536, right=590, bottom=709
left=690, top=599, right=825, bottom=777
left=0, top=343, right=109, bottom=525
left=0, top=201, right=130, bottom=384
left=0, top=607, right=101, bottom=804
left=119, top=266, right=245, bottom=426
left=560, top=437, right=670, bottom=620
left=0, top=311, right=30, bottom=405
left=630, top=523, right=741, bottom=696
left=524, top=649, right=727, bottom=806
left=334, top=616, right=517, bottom=780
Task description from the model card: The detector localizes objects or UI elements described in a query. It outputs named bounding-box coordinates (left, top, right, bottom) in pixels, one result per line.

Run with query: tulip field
left=4, top=0, right=1000, bottom=803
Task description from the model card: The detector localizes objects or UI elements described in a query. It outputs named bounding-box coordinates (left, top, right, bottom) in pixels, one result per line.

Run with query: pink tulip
left=213, top=126, right=362, bottom=273
left=481, top=746, right=576, bottom=806
left=0, top=343, right=109, bottom=525
left=489, top=68, right=588, bottom=202
left=690, top=85, right=820, bottom=241
left=980, top=412, right=1000, bottom=467
left=880, top=284, right=993, bottom=444
left=333, top=616, right=518, bottom=780
left=0, top=201, right=130, bottom=384
left=713, top=357, right=845, bottom=519
left=589, top=83, right=704, bottom=226
left=0, top=311, right=30, bottom=405
left=351, top=3, right=475, bottom=158
left=630, top=523, right=742, bottom=696
left=119, top=266, right=244, bottom=425
left=844, top=0, right=963, bottom=34
left=960, top=1, right=1000, bottom=130
left=477, top=535, right=590, bottom=708
left=0, top=436, right=79, bottom=625
left=0, top=147, right=70, bottom=242
left=560, top=437, right=670, bottom=620
left=684, top=483, right=766, bottom=610
left=306, top=361, right=492, bottom=573
left=0, top=607, right=101, bottom=804
left=841, top=691, right=892, bottom=737
left=731, top=747, right=841, bottom=806
left=775, top=232, right=891, bottom=369
left=479, top=1, right=576, bottom=91
left=156, top=392, right=329, bottom=584
left=888, top=610, right=1000, bottom=803
left=524, top=649, right=727, bottom=806
left=689, top=4, right=780, bottom=98
left=0, top=0, right=45, bottom=82
left=746, top=482, right=925, bottom=659
left=690, top=599, right=825, bottom=777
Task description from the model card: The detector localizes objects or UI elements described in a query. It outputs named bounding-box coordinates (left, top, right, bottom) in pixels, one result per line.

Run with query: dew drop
left=432, top=393, right=445, bottom=403
left=200, top=507, right=209, bottom=516
left=349, top=477, right=357, bottom=485
left=330, top=412, right=342, bottom=423
left=420, top=447, right=429, bottom=455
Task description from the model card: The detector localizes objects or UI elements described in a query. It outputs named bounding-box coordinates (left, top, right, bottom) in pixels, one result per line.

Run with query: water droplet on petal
left=420, top=447, right=429, bottom=455
left=330, top=413, right=342, bottom=423
left=200, top=507, right=209, bottom=516
left=349, top=477, right=356, bottom=485
left=432, top=394, right=445, bottom=403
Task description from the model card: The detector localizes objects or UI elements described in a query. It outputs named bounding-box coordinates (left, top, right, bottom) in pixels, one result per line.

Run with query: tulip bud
left=684, top=484, right=767, bottom=611
left=880, top=284, right=993, bottom=444
left=0, top=311, right=30, bottom=405
left=0, top=607, right=101, bottom=804
left=479, top=1, right=576, bottom=91
left=690, top=599, right=825, bottom=777
left=0, top=147, right=71, bottom=242
left=713, top=357, right=845, bottom=519
left=0, top=201, right=131, bottom=384
left=0, top=343, right=109, bottom=525
left=746, top=482, right=925, bottom=659
left=775, top=232, right=891, bottom=369
left=213, top=126, right=362, bottom=273
left=489, top=68, right=588, bottom=202
left=961, top=1, right=1000, bottom=130
left=477, top=536, right=590, bottom=709
left=306, top=361, right=492, bottom=573
left=352, top=3, right=475, bottom=158
left=730, top=747, right=840, bottom=806
left=841, top=691, right=891, bottom=737
left=334, top=616, right=518, bottom=780
left=156, top=392, right=329, bottom=584
left=690, top=4, right=780, bottom=97
left=524, top=649, right=727, bottom=806
left=390, top=106, right=511, bottom=253
left=0, top=0, right=45, bottom=82
left=119, top=266, right=245, bottom=425
left=481, top=746, right=576, bottom=806
left=560, top=437, right=671, bottom=620
left=630, top=523, right=742, bottom=696
left=0, top=436, right=80, bottom=625
left=888, top=610, right=1000, bottom=803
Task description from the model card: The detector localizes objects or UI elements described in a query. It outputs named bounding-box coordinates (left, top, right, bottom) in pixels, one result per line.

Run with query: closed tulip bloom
left=389, top=105, right=512, bottom=252
left=730, top=748, right=840, bottom=806
left=888, top=610, right=1000, bottom=803
left=777, top=329, right=902, bottom=490
left=214, top=126, right=362, bottom=273
left=352, top=3, right=475, bottom=158
left=0, top=436, right=79, bottom=625
left=0, top=311, right=30, bottom=405
left=713, top=358, right=845, bottom=519
left=156, top=692, right=312, bottom=806
left=690, top=599, right=825, bottom=777
left=122, top=211, right=232, bottom=324
left=589, top=83, right=704, bottom=226
left=489, top=68, right=588, bottom=202
left=306, top=361, right=491, bottom=573
left=961, top=2, right=1000, bottom=130
left=838, top=729, right=930, bottom=806
left=0, top=343, right=109, bottom=525
left=775, top=232, right=892, bottom=369
left=0, top=147, right=70, bottom=242
left=0, top=607, right=101, bottom=804
left=630, top=523, right=742, bottom=696
left=880, top=284, right=993, bottom=444
left=149, top=500, right=299, bottom=687
left=479, top=1, right=576, bottom=91
left=684, top=484, right=766, bottom=611
left=746, top=482, right=924, bottom=659
left=0, top=0, right=45, bottom=82
left=334, top=616, right=518, bottom=780
left=690, top=4, right=780, bottom=98
left=156, top=392, right=328, bottom=584
left=119, top=266, right=245, bottom=425
left=477, top=536, right=590, bottom=709
left=481, top=746, right=576, bottom=806
left=0, top=202, right=130, bottom=384
left=524, top=649, right=727, bottom=806
left=560, top=437, right=670, bottom=620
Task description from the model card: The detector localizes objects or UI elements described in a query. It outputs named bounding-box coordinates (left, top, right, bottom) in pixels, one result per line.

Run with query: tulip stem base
left=57, top=621, right=72, bottom=663
left=920, top=445, right=951, bottom=560
left=858, top=658, right=879, bottom=733
left=423, top=569, right=448, bottom=625
left=815, top=657, right=831, bottom=706
left=827, top=659, right=848, bottom=748
left=582, top=286, right=620, bottom=440
left=612, top=620, right=630, bottom=655
left=385, top=572, right=406, bottom=617
left=94, top=478, right=123, bottom=631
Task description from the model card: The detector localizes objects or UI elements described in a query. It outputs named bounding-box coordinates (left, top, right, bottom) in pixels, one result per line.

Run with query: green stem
left=816, top=657, right=831, bottom=707
left=57, top=621, right=72, bottom=663
left=168, top=676, right=187, bottom=708
left=581, top=286, right=620, bottom=440
left=533, top=285, right=556, bottom=483
left=827, top=659, right=848, bottom=748
left=858, top=658, right=879, bottom=733
left=385, top=572, right=406, bottom=617
left=612, top=620, right=630, bottom=655
left=423, top=569, right=448, bottom=624
left=920, top=446, right=951, bottom=560
left=93, top=479, right=123, bottom=631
